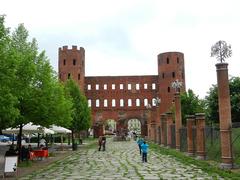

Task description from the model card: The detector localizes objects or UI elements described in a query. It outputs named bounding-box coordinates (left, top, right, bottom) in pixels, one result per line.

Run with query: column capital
left=216, top=63, right=228, bottom=70
left=186, top=115, right=195, bottom=119
left=166, top=112, right=173, bottom=116
left=195, top=113, right=205, bottom=120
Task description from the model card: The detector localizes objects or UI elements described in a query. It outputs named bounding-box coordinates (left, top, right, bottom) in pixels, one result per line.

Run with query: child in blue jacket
left=141, top=141, right=149, bottom=163
left=137, top=138, right=144, bottom=155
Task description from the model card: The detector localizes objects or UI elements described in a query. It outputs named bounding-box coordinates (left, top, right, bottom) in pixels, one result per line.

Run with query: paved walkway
left=20, top=139, right=220, bottom=180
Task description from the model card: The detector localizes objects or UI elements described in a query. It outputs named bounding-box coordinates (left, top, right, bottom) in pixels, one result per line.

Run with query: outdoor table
left=32, top=150, right=48, bottom=160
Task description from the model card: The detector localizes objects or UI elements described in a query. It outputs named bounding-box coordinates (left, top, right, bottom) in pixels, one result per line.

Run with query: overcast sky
left=1, top=0, right=240, bottom=98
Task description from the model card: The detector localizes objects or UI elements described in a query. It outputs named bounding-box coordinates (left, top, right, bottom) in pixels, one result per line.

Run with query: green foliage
left=0, top=15, right=19, bottom=130
left=180, top=89, right=206, bottom=124
left=0, top=16, right=73, bottom=133
left=64, top=79, right=91, bottom=132
left=206, top=77, right=240, bottom=123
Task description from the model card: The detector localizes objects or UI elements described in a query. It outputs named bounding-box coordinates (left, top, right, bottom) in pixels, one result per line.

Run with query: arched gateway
left=58, top=46, right=186, bottom=138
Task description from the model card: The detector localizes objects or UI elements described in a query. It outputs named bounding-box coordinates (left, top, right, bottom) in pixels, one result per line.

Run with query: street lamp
left=171, top=79, right=183, bottom=93
left=154, top=97, right=161, bottom=107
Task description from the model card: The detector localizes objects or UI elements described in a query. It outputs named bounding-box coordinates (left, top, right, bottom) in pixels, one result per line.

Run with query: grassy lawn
left=150, top=142, right=240, bottom=179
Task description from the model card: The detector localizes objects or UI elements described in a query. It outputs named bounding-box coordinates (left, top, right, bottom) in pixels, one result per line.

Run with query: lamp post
left=146, top=104, right=152, bottom=140
left=171, top=79, right=183, bottom=151
left=211, top=40, right=233, bottom=169
left=154, top=97, right=161, bottom=143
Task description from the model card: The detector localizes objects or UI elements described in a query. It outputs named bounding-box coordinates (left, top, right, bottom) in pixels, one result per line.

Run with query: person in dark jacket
left=102, top=136, right=106, bottom=151
left=98, top=136, right=102, bottom=151
left=5, top=145, right=18, bottom=156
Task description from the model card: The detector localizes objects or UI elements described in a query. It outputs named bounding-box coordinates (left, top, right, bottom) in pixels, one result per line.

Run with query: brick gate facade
left=58, top=45, right=186, bottom=137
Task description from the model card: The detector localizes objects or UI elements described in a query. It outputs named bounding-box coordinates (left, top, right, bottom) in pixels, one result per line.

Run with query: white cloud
left=1, top=0, right=240, bottom=98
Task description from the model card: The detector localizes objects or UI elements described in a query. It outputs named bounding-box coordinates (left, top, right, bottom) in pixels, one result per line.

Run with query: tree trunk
left=71, top=130, right=75, bottom=150
left=17, top=123, right=23, bottom=162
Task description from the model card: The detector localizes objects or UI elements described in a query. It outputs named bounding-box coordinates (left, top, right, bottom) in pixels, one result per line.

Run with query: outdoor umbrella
left=2, top=122, right=55, bottom=135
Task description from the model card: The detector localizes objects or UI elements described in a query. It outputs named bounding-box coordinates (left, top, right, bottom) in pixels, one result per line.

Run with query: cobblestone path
left=20, top=139, right=220, bottom=180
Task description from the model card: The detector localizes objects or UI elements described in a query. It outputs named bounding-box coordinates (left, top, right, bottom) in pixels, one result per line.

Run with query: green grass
left=150, top=142, right=240, bottom=179
left=18, top=160, right=32, bottom=167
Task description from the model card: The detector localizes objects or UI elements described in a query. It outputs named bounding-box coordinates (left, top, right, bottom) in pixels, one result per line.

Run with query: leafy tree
left=206, top=77, right=240, bottom=123
left=24, top=51, right=72, bottom=127
left=64, top=78, right=91, bottom=149
left=0, top=15, right=19, bottom=132
left=181, top=89, right=206, bottom=124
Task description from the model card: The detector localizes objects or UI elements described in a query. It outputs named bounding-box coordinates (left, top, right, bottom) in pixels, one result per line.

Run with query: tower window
left=112, top=99, right=116, bottom=107
left=168, top=87, right=170, bottom=92
left=120, top=99, right=124, bottom=107
left=88, top=99, right=91, bottom=107
left=104, top=99, right=108, bottom=107
left=63, top=59, right=66, bottom=65
left=172, top=72, right=175, bottom=78
left=152, top=83, right=156, bottom=90
left=96, top=84, right=99, bottom=90
left=177, top=57, right=179, bottom=63
left=78, top=74, right=80, bottom=80
left=136, top=99, right=140, bottom=106
left=68, top=73, right=71, bottom=79
left=96, top=99, right=100, bottom=107
left=167, top=57, right=169, bottom=64
left=136, top=83, right=140, bottom=90
left=128, top=84, right=131, bottom=90
left=128, top=99, right=132, bottom=107
left=112, top=84, right=115, bottom=90
left=144, top=99, right=148, bottom=106
left=120, top=84, right=123, bottom=90
left=87, top=84, right=91, bottom=90
left=73, top=59, right=76, bottom=65
left=104, top=84, right=107, bottom=90
left=144, top=83, right=148, bottom=89
left=162, top=73, right=165, bottom=79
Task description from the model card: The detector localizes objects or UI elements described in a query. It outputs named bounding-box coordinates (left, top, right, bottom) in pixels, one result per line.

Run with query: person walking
left=98, top=136, right=102, bottom=151
left=102, top=135, right=106, bottom=151
left=137, top=137, right=144, bottom=155
left=141, top=141, right=149, bottom=163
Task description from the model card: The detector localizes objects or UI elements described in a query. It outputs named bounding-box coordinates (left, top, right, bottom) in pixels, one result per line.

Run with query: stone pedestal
left=166, top=112, right=173, bottom=148
left=174, top=92, right=182, bottom=151
left=195, top=113, right=206, bottom=160
left=186, top=115, right=195, bottom=156
left=216, top=63, right=233, bottom=168
left=151, top=122, right=156, bottom=142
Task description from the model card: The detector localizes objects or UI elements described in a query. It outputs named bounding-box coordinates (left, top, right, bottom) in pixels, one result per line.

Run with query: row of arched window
left=88, top=98, right=158, bottom=108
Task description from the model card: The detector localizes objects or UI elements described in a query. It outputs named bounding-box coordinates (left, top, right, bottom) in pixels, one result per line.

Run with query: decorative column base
left=187, top=152, right=194, bottom=157
left=219, top=163, right=233, bottom=169
left=196, top=155, right=206, bottom=160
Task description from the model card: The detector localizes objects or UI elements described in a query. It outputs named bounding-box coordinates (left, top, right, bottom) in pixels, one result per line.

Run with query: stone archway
left=128, top=119, right=141, bottom=135
left=104, top=119, right=117, bottom=135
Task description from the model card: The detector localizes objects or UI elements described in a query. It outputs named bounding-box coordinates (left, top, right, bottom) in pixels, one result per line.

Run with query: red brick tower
left=58, top=45, right=85, bottom=92
left=157, top=52, right=185, bottom=112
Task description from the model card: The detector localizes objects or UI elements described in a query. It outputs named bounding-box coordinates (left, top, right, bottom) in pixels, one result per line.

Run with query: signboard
left=4, top=156, right=18, bottom=173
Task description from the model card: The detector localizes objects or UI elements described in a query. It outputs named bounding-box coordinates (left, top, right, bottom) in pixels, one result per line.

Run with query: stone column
left=186, top=115, right=195, bottom=156
left=147, top=109, right=152, bottom=140
left=166, top=112, right=173, bottom=148
left=174, top=92, right=182, bottom=150
left=160, top=114, right=166, bottom=146
left=216, top=63, right=233, bottom=168
left=195, top=113, right=206, bottom=160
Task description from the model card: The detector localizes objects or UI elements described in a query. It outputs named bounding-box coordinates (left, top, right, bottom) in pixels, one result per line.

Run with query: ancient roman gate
left=58, top=46, right=186, bottom=137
